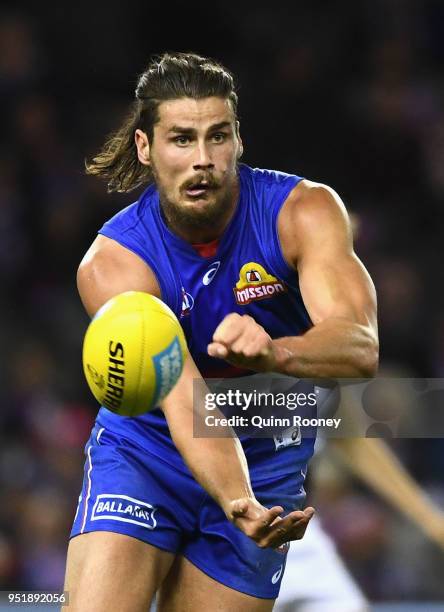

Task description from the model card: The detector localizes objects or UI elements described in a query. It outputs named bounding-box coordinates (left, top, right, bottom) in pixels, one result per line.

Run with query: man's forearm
left=173, top=426, right=254, bottom=513
left=163, top=400, right=254, bottom=517
left=273, top=317, right=378, bottom=378
left=160, top=352, right=256, bottom=517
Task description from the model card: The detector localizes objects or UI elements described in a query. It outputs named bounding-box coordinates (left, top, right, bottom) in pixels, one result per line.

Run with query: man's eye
left=212, top=132, right=227, bottom=143
left=173, top=135, right=190, bottom=145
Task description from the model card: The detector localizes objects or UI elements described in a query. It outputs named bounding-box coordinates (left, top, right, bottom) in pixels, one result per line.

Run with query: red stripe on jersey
left=192, top=238, right=220, bottom=258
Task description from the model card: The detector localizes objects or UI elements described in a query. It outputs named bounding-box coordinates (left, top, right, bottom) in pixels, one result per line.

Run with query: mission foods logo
left=233, top=263, right=287, bottom=305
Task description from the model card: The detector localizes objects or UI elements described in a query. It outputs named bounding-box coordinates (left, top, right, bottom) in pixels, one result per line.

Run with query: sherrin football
left=82, top=291, right=187, bottom=416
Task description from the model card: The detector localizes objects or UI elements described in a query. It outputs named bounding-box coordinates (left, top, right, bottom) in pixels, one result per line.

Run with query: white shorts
left=275, top=515, right=368, bottom=612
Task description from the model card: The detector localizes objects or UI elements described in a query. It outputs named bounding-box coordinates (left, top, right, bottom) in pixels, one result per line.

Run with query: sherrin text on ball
left=82, top=291, right=187, bottom=416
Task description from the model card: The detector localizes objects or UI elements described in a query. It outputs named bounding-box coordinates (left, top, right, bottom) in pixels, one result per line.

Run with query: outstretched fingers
left=257, top=505, right=285, bottom=529
left=227, top=497, right=315, bottom=549
left=263, top=506, right=315, bottom=548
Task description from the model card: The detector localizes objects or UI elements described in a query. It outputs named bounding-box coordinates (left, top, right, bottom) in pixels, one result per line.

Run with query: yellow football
left=82, top=291, right=187, bottom=416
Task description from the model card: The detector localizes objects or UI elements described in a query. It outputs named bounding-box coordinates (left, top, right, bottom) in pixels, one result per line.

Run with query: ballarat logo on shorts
left=91, top=494, right=157, bottom=529
left=234, top=262, right=286, bottom=305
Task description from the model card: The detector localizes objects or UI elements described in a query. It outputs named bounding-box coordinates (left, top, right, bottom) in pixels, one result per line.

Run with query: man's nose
left=193, top=141, right=214, bottom=170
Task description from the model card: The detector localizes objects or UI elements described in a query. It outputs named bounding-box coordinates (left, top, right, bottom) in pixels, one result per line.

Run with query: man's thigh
left=67, top=424, right=206, bottom=610
left=158, top=556, right=274, bottom=612
left=64, top=531, right=174, bottom=612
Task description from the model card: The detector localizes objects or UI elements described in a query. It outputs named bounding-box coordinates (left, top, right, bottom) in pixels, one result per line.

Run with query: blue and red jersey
left=95, top=164, right=314, bottom=475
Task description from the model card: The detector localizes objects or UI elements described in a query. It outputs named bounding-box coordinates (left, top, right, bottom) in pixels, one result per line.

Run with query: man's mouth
left=184, top=180, right=217, bottom=198
left=186, top=182, right=213, bottom=198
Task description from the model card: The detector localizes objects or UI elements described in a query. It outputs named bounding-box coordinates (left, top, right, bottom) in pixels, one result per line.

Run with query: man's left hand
left=227, top=497, right=315, bottom=549
left=208, top=313, right=277, bottom=371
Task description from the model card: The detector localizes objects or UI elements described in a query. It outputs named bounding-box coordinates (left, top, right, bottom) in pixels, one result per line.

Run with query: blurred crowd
left=1, top=0, right=444, bottom=602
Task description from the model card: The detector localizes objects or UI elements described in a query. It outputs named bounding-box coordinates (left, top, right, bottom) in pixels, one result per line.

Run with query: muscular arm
left=78, top=235, right=313, bottom=545
left=209, top=181, right=378, bottom=378
left=159, top=356, right=254, bottom=509
left=273, top=181, right=378, bottom=378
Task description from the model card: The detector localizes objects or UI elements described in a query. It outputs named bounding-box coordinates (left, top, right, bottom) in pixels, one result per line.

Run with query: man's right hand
left=226, top=497, right=315, bottom=549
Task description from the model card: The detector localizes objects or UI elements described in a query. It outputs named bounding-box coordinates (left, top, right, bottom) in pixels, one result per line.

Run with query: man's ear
left=236, top=121, right=243, bottom=159
left=135, top=129, right=150, bottom=166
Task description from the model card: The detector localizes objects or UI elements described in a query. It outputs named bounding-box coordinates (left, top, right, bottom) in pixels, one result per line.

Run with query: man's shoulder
left=278, top=180, right=351, bottom=263
left=284, top=180, right=349, bottom=228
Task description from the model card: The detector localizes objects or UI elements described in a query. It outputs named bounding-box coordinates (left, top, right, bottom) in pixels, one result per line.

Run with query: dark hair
left=85, top=52, right=238, bottom=193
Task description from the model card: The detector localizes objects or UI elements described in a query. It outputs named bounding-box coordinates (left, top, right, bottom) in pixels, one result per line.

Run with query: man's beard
left=152, top=164, right=238, bottom=235
left=160, top=186, right=233, bottom=232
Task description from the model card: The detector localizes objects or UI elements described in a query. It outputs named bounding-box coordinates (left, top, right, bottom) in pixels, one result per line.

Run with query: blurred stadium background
left=1, top=1, right=444, bottom=609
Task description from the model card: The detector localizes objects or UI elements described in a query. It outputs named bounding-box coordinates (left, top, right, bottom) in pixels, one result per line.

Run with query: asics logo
left=202, top=261, right=221, bottom=286
left=271, top=565, right=283, bottom=584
